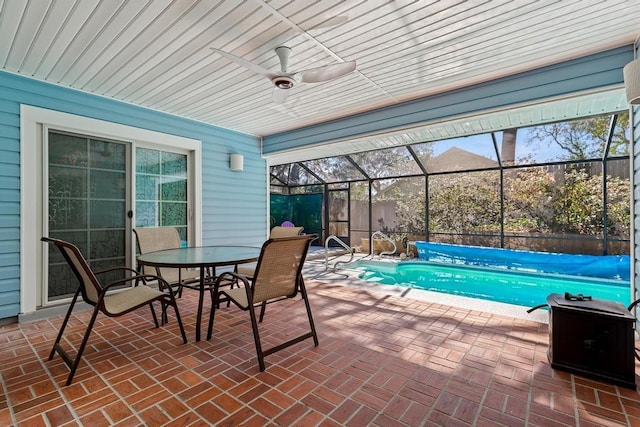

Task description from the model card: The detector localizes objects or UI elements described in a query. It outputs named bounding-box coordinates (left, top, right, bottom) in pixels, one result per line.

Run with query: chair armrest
left=101, top=274, right=170, bottom=293
left=215, top=271, right=251, bottom=288
left=94, top=266, right=140, bottom=276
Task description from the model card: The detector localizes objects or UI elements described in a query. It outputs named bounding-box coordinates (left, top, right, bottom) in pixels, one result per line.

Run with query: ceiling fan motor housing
left=273, top=76, right=295, bottom=89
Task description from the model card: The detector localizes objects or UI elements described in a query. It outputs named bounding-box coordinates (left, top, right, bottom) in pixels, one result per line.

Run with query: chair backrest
left=269, top=226, right=304, bottom=238
left=133, top=227, right=183, bottom=278
left=251, top=234, right=315, bottom=304
left=42, top=237, right=102, bottom=306
left=134, top=227, right=182, bottom=252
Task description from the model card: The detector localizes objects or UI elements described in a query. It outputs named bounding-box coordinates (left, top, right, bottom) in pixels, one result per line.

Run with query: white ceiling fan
left=210, top=46, right=356, bottom=103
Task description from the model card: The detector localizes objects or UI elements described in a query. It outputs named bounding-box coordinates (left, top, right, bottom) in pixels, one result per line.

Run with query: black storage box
left=547, top=293, right=636, bottom=389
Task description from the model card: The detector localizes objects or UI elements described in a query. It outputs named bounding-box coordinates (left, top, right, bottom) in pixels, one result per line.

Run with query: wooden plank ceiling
left=1, top=0, right=638, bottom=139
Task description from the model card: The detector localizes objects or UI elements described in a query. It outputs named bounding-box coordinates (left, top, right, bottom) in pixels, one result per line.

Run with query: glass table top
left=137, top=245, right=261, bottom=267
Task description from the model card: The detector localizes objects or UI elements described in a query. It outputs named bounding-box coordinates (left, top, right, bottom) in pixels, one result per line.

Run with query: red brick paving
left=0, top=281, right=638, bottom=426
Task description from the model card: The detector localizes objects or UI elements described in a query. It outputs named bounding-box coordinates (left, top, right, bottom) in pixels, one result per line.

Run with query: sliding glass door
left=45, top=133, right=192, bottom=304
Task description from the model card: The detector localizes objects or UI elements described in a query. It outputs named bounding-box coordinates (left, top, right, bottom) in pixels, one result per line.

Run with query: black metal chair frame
left=209, top=235, right=318, bottom=371
left=628, top=298, right=640, bottom=362
left=42, top=237, right=187, bottom=385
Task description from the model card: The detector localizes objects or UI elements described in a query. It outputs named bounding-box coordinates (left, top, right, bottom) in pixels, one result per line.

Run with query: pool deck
left=303, top=252, right=550, bottom=324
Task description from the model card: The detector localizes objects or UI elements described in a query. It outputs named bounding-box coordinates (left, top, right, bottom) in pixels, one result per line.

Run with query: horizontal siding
left=634, top=40, right=640, bottom=307
left=0, top=158, right=19, bottom=174
left=0, top=205, right=19, bottom=216
left=0, top=76, right=42, bottom=318
left=0, top=112, right=18, bottom=127
left=0, top=288, right=18, bottom=306
left=632, top=33, right=640, bottom=318
left=0, top=252, right=20, bottom=266
left=0, top=135, right=19, bottom=150
left=263, top=46, right=633, bottom=153
left=0, top=70, right=265, bottom=320
left=0, top=228, right=19, bottom=240
left=0, top=123, right=19, bottom=140
left=199, top=136, right=266, bottom=247
left=0, top=266, right=19, bottom=281
left=0, top=189, right=19, bottom=203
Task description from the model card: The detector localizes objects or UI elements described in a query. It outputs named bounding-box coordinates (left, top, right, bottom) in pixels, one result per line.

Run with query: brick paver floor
left=1, top=281, right=639, bottom=426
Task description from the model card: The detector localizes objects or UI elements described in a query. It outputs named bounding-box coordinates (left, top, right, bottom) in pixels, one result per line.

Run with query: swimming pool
left=347, top=260, right=631, bottom=308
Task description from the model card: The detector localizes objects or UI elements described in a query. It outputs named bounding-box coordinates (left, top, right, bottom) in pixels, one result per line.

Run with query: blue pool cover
left=414, top=242, right=630, bottom=280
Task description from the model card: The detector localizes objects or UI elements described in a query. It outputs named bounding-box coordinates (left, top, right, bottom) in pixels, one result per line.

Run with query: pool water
left=348, top=260, right=631, bottom=308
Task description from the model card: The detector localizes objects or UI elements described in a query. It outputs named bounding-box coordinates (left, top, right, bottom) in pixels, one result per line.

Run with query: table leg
left=195, top=266, right=206, bottom=342
left=207, top=275, right=220, bottom=340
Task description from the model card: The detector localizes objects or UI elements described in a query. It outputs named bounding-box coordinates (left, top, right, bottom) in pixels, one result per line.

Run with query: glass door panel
left=135, top=148, right=189, bottom=246
left=47, top=132, right=128, bottom=302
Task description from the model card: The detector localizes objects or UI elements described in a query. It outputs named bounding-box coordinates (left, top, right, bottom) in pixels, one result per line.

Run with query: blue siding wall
left=264, top=46, right=633, bottom=153
left=0, top=70, right=265, bottom=319
left=632, top=39, right=640, bottom=306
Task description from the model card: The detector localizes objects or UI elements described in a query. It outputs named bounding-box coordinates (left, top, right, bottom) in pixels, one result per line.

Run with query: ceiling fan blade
left=296, top=60, right=356, bottom=83
left=272, top=87, right=290, bottom=104
left=210, top=48, right=278, bottom=80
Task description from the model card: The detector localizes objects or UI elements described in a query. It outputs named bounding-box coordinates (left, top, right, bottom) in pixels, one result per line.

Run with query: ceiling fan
left=210, top=46, right=356, bottom=103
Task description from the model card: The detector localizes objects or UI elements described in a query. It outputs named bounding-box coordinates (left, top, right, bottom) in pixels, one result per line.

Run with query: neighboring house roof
left=376, top=147, right=499, bottom=197
left=426, top=147, right=499, bottom=173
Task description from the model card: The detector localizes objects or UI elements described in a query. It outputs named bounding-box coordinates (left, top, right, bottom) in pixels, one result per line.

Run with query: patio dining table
left=137, top=245, right=260, bottom=342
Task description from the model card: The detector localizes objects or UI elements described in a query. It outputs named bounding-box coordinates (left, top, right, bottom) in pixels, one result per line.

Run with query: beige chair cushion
left=269, top=226, right=304, bottom=238
left=103, top=285, right=164, bottom=315
left=237, top=262, right=257, bottom=277
left=223, top=287, right=249, bottom=309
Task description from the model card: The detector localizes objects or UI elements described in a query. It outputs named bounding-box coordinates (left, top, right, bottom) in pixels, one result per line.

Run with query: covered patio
left=1, top=1, right=640, bottom=425
left=2, top=279, right=639, bottom=426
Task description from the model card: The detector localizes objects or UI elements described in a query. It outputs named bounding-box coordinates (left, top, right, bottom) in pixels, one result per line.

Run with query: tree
left=503, top=167, right=556, bottom=232
left=527, top=113, right=629, bottom=160
left=501, top=128, right=517, bottom=165
left=552, top=169, right=604, bottom=235
left=605, top=175, right=631, bottom=239
left=429, top=172, right=501, bottom=234
left=351, top=145, right=432, bottom=195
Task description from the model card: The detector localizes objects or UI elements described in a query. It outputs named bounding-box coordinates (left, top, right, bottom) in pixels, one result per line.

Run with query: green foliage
left=373, top=178, right=425, bottom=237
left=503, top=168, right=556, bottom=232
left=528, top=113, right=629, bottom=160
left=547, top=169, right=630, bottom=237
left=386, top=179, right=426, bottom=235
left=429, top=172, right=501, bottom=233
left=380, top=114, right=630, bottom=243
left=552, top=170, right=604, bottom=234
left=606, top=175, right=631, bottom=238
left=384, top=167, right=629, bottom=240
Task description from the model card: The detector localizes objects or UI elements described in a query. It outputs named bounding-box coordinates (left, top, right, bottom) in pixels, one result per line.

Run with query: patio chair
left=133, top=227, right=200, bottom=297
left=42, top=237, right=187, bottom=385
left=236, top=225, right=304, bottom=278
left=209, top=234, right=318, bottom=371
left=234, top=225, right=305, bottom=319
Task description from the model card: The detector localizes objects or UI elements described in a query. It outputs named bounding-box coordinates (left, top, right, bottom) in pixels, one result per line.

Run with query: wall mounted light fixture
left=623, top=58, right=640, bottom=105
left=230, top=153, right=244, bottom=171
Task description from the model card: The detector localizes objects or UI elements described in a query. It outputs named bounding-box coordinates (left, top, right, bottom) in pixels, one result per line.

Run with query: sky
left=430, top=127, right=575, bottom=164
